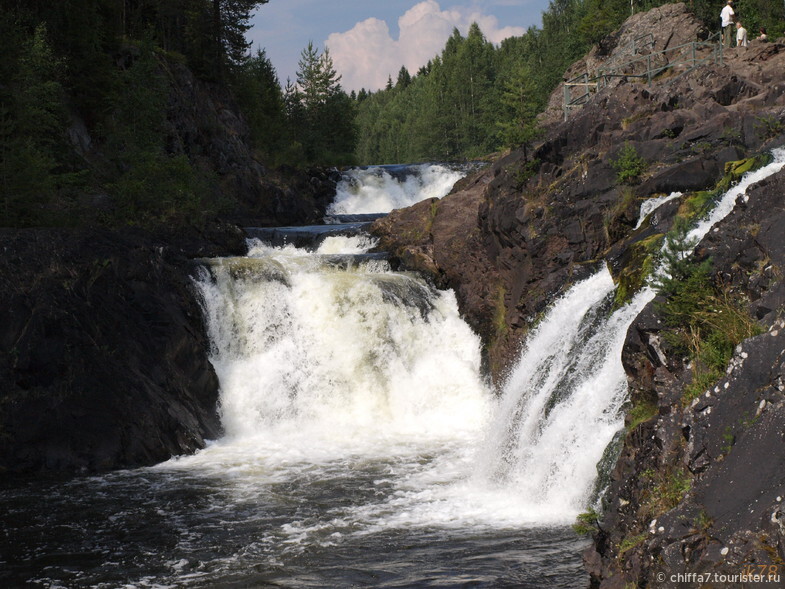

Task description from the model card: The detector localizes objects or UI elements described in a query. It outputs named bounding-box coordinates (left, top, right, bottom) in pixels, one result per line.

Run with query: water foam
left=185, top=149, right=785, bottom=543
left=196, top=245, right=490, bottom=458
left=327, top=163, right=467, bottom=215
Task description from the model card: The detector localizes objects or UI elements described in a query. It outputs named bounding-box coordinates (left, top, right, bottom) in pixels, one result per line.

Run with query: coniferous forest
left=1, top=0, right=783, bottom=227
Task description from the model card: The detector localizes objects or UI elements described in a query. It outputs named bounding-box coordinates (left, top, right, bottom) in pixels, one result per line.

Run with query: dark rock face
left=588, top=167, right=785, bottom=587
left=0, top=225, right=245, bottom=473
left=373, top=7, right=785, bottom=379
left=0, top=53, right=336, bottom=475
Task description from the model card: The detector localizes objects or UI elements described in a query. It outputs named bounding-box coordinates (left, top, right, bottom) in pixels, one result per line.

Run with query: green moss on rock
left=678, top=154, right=772, bottom=224
left=613, top=233, right=664, bottom=307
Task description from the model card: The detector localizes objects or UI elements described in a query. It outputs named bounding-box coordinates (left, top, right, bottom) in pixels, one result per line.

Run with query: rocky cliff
left=371, top=3, right=785, bottom=583
left=586, top=153, right=785, bottom=589
left=0, top=225, right=245, bottom=472
left=0, top=53, right=333, bottom=474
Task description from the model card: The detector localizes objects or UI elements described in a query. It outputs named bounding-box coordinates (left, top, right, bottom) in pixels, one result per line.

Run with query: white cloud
left=326, top=0, right=526, bottom=92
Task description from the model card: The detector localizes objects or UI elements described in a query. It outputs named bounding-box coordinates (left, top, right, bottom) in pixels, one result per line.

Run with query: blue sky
left=247, top=0, right=551, bottom=92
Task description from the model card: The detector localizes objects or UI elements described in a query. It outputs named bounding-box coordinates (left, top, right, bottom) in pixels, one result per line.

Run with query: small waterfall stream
left=2, top=153, right=783, bottom=587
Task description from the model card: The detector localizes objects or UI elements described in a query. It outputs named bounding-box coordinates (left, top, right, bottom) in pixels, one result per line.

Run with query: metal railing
left=563, top=32, right=722, bottom=120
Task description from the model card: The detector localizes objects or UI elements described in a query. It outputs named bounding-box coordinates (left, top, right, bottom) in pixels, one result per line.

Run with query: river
left=5, top=157, right=780, bottom=588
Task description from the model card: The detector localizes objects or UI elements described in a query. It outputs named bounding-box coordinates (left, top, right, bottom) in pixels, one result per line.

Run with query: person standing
left=721, top=0, right=735, bottom=48
left=736, top=21, right=748, bottom=47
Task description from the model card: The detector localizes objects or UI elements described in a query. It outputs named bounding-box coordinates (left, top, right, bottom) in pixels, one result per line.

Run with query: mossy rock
left=716, top=153, right=773, bottom=193
left=614, top=233, right=665, bottom=307
left=677, top=189, right=718, bottom=223
left=676, top=153, right=773, bottom=224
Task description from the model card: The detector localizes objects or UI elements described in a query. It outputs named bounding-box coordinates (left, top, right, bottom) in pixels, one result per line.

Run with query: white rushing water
left=476, top=148, right=785, bottom=518
left=183, top=150, right=785, bottom=545
left=634, top=191, right=681, bottom=229
left=327, top=163, right=468, bottom=215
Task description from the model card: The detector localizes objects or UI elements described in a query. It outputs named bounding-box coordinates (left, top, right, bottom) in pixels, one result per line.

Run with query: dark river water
left=1, top=462, right=589, bottom=588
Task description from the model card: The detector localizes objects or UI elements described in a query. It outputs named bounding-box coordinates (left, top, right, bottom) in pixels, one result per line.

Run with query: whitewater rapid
left=327, top=163, right=470, bottom=215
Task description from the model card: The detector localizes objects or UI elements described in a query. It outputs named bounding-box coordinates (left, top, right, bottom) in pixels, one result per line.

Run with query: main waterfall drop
left=192, top=160, right=631, bottom=535
left=197, top=236, right=490, bottom=453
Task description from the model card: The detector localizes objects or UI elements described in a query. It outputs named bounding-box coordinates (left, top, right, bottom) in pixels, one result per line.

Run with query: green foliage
left=618, top=532, right=648, bottom=556
left=105, top=42, right=169, bottom=157
left=654, top=220, right=763, bottom=404
left=754, top=114, right=784, bottom=140
left=287, top=42, right=357, bottom=165
left=0, top=23, right=67, bottom=226
left=233, top=49, right=287, bottom=158
left=626, top=398, right=658, bottom=431
left=0, top=0, right=285, bottom=227
left=111, top=153, right=219, bottom=225
left=611, top=143, right=648, bottom=184
left=355, top=23, right=500, bottom=163
left=497, top=64, right=542, bottom=158
left=640, top=466, right=692, bottom=518
left=493, top=284, right=509, bottom=340
left=573, top=508, right=600, bottom=536
left=721, top=426, right=735, bottom=455
left=694, top=510, right=713, bottom=533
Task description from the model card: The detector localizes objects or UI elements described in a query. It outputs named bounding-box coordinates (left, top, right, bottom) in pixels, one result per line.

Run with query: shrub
left=573, top=508, right=600, bottom=536
left=626, top=398, right=658, bottom=431
left=640, top=467, right=692, bottom=519
left=611, top=143, right=648, bottom=184
left=654, top=220, right=763, bottom=404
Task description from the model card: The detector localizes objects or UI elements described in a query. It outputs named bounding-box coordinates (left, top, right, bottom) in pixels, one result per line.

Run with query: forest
left=0, top=0, right=783, bottom=227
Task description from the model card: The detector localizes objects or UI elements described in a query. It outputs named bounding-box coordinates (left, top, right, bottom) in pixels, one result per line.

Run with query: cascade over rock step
left=245, top=215, right=386, bottom=250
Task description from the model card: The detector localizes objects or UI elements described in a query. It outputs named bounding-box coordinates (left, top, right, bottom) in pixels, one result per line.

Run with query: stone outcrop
left=372, top=3, right=785, bottom=379
left=540, top=3, right=707, bottom=127
left=586, top=165, right=785, bottom=588
left=370, top=3, right=785, bottom=583
left=0, top=224, right=246, bottom=473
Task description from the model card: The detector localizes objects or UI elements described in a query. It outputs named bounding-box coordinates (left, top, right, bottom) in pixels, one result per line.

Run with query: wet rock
left=0, top=225, right=244, bottom=474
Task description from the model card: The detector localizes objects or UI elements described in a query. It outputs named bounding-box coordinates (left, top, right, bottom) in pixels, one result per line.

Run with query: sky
left=246, top=0, right=551, bottom=92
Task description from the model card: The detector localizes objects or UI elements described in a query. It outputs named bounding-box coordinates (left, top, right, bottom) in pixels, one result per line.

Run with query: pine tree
left=497, top=65, right=541, bottom=161
left=213, top=0, right=269, bottom=67
left=234, top=48, right=287, bottom=156
left=292, top=42, right=356, bottom=164
left=395, top=66, right=412, bottom=90
left=0, top=23, right=64, bottom=226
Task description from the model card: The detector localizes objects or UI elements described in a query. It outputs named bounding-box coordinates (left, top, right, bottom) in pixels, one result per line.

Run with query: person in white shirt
left=720, top=0, right=735, bottom=48
left=736, top=21, right=748, bottom=47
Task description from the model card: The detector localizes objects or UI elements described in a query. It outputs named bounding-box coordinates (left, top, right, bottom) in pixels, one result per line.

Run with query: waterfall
left=196, top=235, right=491, bottom=456
left=327, top=163, right=473, bottom=215
left=476, top=270, right=650, bottom=518
left=8, top=159, right=784, bottom=589
left=476, top=148, right=785, bottom=518
left=188, top=151, right=785, bottom=536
